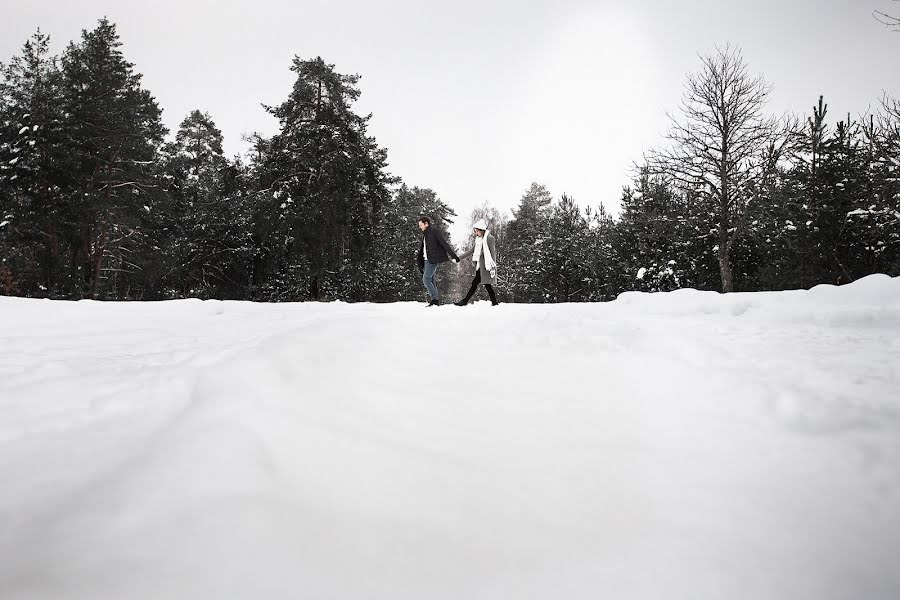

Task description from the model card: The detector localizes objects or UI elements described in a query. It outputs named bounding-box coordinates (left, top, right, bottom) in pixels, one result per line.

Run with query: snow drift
left=1, top=275, right=899, bottom=599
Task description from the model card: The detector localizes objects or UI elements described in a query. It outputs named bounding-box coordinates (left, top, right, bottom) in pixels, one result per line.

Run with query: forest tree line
left=1, top=20, right=898, bottom=303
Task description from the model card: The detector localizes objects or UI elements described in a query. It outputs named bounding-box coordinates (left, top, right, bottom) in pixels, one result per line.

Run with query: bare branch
left=875, top=3, right=900, bottom=31
left=646, top=44, right=779, bottom=292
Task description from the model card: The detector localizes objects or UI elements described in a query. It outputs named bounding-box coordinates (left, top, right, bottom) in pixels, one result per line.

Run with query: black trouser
left=461, top=270, right=498, bottom=305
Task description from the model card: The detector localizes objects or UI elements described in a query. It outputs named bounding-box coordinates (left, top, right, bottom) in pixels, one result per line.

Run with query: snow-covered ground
left=1, top=276, right=899, bottom=600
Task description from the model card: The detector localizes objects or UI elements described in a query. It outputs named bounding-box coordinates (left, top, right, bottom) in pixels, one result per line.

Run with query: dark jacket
left=417, top=226, right=459, bottom=271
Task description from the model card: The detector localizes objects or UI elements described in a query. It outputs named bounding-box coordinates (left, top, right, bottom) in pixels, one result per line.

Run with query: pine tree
left=504, top=182, right=553, bottom=302
left=829, top=114, right=888, bottom=281
left=538, top=194, right=592, bottom=302
left=851, top=99, right=900, bottom=276
left=582, top=203, right=623, bottom=301
left=749, top=98, right=900, bottom=289
left=252, top=56, right=394, bottom=301
left=0, top=30, right=67, bottom=296
left=614, top=171, right=710, bottom=293
left=158, top=110, right=251, bottom=298
left=58, top=18, right=166, bottom=299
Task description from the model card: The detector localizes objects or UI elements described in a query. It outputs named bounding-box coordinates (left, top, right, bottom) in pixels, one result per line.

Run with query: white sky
left=2, top=0, right=898, bottom=240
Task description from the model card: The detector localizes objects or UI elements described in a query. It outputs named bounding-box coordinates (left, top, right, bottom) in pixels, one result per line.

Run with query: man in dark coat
left=416, top=216, right=459, bottom=306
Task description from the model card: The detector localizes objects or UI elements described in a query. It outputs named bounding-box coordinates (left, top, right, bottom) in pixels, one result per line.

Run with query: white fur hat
left=472, top=219, right=488, bottom=231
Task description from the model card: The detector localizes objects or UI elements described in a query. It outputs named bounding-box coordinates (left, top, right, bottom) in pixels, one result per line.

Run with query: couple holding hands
left=416, top=216, right=499, bottom=307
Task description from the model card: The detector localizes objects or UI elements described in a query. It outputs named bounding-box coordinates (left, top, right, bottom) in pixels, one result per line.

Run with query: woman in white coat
left=454, top=219, right=499, bottom=306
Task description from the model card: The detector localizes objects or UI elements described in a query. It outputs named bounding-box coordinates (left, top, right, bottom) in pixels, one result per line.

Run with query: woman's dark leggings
left=461, top=270, right=498, bottom=305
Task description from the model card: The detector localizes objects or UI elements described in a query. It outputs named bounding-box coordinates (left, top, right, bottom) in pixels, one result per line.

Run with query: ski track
left=0, top=278, right=899, bottom=599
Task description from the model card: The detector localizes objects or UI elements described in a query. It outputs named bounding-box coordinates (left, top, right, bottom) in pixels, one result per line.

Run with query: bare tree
left=875, top=1, right=900, bottom=31
left=647, top=45, right=787, bottom=292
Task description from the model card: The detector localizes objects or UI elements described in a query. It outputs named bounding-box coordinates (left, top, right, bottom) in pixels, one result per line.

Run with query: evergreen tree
left=615, top=172, right=696, bottom=293
left=830, top=114, right=890, bottom=281
left=761, top=99, right=860, bottom=287
left=851, top=99, right=900, bottom=277
left=159, top=110, right=251, bottom=298
left=504, top=182, right=552, bottom=302
left=747, top=98, right=900, bottom=289
left=58, top=18, right=166, bottom=299
left=538, top=194, right=592, bottom=302
left=582, top=203, right=623, bottom=301
left=252, top=56, right=394, bottom=301
left=0, top=30, right=67, bottom=296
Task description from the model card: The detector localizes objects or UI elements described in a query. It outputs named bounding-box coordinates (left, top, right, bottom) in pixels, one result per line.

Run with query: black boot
left=457, top=288, right=477, bottom=306
left=486, top=285, right=499, bottom=306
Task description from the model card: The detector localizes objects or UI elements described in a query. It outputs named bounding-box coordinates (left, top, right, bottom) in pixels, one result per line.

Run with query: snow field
left=1, top=276, right=899, bottom=599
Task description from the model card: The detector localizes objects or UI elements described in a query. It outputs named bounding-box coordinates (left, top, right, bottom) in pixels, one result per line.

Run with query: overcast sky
left=2, top=0, right=898, bottom=240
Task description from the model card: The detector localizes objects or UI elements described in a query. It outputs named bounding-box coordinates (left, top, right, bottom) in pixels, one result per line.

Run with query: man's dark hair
left=418, top=216, right=432, bottom=226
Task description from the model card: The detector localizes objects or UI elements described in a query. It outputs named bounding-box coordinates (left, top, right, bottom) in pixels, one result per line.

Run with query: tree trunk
left=718, top=186, right=734, bottom=293
left=309, top=272, right=320, bottom=301
left=718, top=242, right=734, bottom=293
left=81, top=236, right=93, bottom=299
left=90, top=223, right=107, bottom=299
left=42, top=223, right=56, bottom=298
